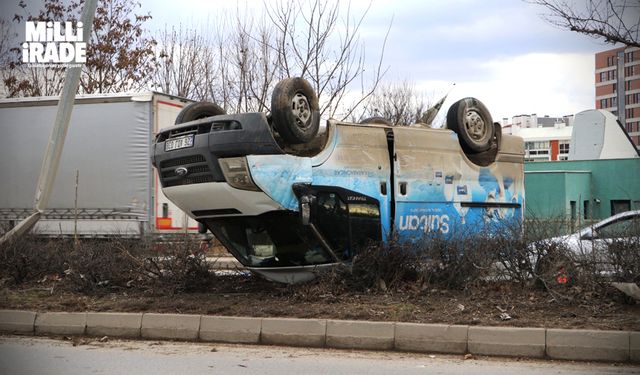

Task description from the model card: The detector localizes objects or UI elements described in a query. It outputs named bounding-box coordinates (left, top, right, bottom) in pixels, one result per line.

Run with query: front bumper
left=153, top=112, right=284, bottom=189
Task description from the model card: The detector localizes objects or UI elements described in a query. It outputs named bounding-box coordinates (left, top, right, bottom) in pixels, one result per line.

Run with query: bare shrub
left=348, top=239, right=419, bottom=291
left=606, top=236, right=640, bottom=283
left=142, top=237, right=215, bottom=293
left=64, top=240, right=144, bottom=293
left=0, top=237, right=67, bottom=285
left=417, top=231, right=499, bottom=290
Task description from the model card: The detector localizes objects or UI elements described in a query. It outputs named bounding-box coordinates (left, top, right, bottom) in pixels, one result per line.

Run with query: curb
left=0, top=309, right=637, bottom=363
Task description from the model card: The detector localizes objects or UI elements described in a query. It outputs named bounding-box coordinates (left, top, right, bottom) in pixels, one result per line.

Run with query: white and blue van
left=152, top=78, right=524, bottom=282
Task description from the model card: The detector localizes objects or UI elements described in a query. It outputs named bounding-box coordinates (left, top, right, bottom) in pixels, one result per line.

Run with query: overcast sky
left=3, top=0, right=618, bottom=122
left=144, top=0, right=610, bottom=122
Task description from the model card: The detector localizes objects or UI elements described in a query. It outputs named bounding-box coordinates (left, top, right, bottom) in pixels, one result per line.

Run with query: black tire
left=447, top=97, right=494, bottom=153
left=493, top=122, right=502, bottom=149
left=271, top=77, right=320, bottom=144
left=360, top=116, right=391, bottom=125
left=175, top=102, right=226, bottom=124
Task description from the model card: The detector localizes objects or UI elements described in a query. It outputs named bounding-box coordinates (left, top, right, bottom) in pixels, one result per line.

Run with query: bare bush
left=142, top=237, right=215, bottom=294
left=0, top=237, right=67, bottom=285
left=64, top=240, right=144, bottom=293
left=0, top=235, right=216, bottom=294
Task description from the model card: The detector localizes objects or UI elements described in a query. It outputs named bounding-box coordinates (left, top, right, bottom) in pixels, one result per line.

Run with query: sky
left=141, top=0, right=607, bottom=122
left=2, top=0, right=619, bottom=122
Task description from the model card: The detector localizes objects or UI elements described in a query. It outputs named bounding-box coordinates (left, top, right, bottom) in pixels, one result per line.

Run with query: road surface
left=0, top=336, right=638, bottom=374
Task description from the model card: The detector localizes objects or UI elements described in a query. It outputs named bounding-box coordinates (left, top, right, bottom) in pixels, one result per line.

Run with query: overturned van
left=152, top=78, right=525, bottom=283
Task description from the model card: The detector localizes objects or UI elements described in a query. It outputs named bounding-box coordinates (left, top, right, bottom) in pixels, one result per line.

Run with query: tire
left=447, top=97, right=494, bottom=153
left=271, top=77, right=320, bottom=144
left=175, top=102, right=226, bottom=124
left=493, top=122, right=502, bottom=149
left=360, top=116, right=391, bottom=125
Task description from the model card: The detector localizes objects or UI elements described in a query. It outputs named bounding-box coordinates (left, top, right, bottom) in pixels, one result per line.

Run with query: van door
left=392, top=127, right=461, bottom=241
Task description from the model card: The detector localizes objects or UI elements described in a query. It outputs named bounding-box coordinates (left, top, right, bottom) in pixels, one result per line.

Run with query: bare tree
left=80, top=0, right=156, bottom=93
left=264, top=0, right=389, bottom=119
left=0, top=19, right=18, bottom=97
left=154, top=0, right=389, bottom=119
left=4, top=0, right=156, bottom=97
left=356, top=81, right=430, bottom=125
left=153, top=24, right=207, bottom=99
left=3, top=0, right=70, bottom=97
left=531, top=0, right=640, bottom=47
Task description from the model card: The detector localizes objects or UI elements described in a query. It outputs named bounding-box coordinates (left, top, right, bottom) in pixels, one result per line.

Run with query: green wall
left=525, top=158, right=640, bottom=222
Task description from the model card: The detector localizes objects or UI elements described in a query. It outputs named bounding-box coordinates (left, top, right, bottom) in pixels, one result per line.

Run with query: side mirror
left=581, top=228, right=594, bottom=240
left=300, top=195, right=312, bottom=226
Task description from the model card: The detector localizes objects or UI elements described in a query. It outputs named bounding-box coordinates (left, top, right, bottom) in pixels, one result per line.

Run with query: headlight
left=219, top=157, right=260, bottom=191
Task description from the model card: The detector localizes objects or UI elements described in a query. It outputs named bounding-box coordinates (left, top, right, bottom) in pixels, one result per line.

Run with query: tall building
left=595, top=46, right=640, bottom=148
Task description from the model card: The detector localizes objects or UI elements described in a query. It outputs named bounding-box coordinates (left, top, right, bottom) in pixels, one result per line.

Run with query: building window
left=625, top=66, right=634, bottom=76
left=583, top=200, right=590, bottom=220
left=625, top=51, right=635, bottom=63
left=626, top=108, right=635, bottom=119
left=559, top=141, right=570, bottom=154
left=612, top=96, right=617, bottom=106
left=611, top=200, right=631, bottom=215
left=607, top=56, right=614, bottom=66
left=626, top=80, right=632, bottom=90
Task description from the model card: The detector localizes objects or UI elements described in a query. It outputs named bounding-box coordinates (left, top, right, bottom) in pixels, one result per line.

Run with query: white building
left=502, top=114, right=574, bottom=161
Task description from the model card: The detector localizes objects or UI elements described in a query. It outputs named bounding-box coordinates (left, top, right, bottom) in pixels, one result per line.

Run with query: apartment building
left=595, top=46, right=640, bottom=148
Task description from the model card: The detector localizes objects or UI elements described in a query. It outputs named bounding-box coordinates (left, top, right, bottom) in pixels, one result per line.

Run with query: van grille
left=159, top=155, right=216, bottom=187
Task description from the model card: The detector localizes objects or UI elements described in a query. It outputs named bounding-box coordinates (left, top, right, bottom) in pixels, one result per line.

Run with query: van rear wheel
left=175, top=102, right=226, bottom=124
left=447, top=97, right=494, bottom=153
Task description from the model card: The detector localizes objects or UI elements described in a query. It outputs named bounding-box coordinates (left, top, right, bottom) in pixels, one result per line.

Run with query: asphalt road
left=0, top=336, right=638, bottom=375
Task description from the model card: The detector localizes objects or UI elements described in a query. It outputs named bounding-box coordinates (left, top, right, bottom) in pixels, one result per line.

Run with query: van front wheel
left=271, top=77, right=320, bottom=144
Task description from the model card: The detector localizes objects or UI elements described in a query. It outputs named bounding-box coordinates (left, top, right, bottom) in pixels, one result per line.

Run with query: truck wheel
left=360, top=116, right=391, bottom=125
left=447, top=97, right=494, bottom=153
left=175, top=102, right=226, bottom=124
left=271, top=77, right=320, bottom=144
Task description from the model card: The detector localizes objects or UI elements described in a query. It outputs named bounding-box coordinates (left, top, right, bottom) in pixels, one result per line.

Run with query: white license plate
left=165, top=135, right=194, bottom=151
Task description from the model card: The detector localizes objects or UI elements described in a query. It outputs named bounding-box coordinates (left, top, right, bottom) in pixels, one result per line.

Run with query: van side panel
left=393, top=127, right=524, bottom=241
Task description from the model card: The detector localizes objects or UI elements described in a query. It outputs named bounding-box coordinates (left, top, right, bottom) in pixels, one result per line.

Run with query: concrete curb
left=86, top=312, right=142, bottom=338
left=199, top=316, right=261, bottom=344
left=1, top=310, right=637, bottom=363
left=546, top=328, right=630, bottom=362
left=261, top=318, right=326, bottom=348
left=141, top=313, right=200, bottom=340
left=0, top=310, right=37, bottom=334
left=395, top=323, right=467, bottom=354
left=468, top=326, right=546, bottom=358
left=35, top=312, right=87, bottom=335
left=326, top=320, right=394, bottom=350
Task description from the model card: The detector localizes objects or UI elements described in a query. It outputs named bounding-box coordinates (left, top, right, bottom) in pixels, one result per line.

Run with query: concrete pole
left=0, top=0, right=98, bottom=245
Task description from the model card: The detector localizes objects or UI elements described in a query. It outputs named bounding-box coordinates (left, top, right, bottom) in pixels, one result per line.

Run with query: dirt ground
left=1, top=274, right=638, bottom=331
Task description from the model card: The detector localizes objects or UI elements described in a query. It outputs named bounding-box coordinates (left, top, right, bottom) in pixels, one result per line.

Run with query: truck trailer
left=0, top=92, right=200, bottom=238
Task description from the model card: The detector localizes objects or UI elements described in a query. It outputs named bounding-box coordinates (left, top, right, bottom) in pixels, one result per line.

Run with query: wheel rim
left=463, top=109, right=486, bottom=142
left=291, top=93, right=312, bottom=129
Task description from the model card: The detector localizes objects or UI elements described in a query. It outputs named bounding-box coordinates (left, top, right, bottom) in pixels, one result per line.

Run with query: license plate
left=165, top=135, right=194, bottom=151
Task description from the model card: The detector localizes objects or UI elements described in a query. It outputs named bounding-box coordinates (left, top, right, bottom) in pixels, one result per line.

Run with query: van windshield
left=207, top=211, right=334, bottom=267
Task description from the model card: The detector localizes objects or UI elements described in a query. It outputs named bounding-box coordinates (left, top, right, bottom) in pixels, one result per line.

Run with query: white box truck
left=0, top=91, right=201, bottom=238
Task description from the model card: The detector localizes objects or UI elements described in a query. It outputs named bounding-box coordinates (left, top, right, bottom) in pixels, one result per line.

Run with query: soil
left=1, top=274, right=638, bottom=331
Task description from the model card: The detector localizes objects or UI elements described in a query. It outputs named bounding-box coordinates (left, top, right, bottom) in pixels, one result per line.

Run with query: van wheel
left=447, top=97, right=494, bottom=153
left=271, top=77, right=320, bottom=144
left=175, top=102, right=226, bottom=124
left=360, top=116, right=391, bottom=125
